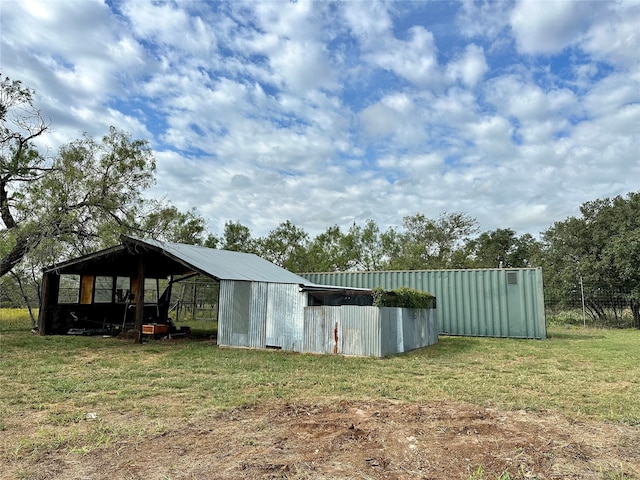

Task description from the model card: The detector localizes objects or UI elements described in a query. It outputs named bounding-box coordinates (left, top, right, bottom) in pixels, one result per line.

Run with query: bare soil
left=5, top=400, right=640, bottom=480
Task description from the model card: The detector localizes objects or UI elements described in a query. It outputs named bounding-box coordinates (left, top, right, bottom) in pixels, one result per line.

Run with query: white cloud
left=120, top=0, right=218, bottom=56
left=483, top=75, right=581, bottom=146
left=364, top=26, right=440, bottom=87
left=582, top=71, right=640, bottom=118
left=582, top=2, right=640, bottom=67
left=456, top=0, right=510, bottom=40
left=510, top=0, right=596, bottom=54
left=445, top=44, right=489, bottom=88
left=359, top=93, right=416, bottom=138
left=2, top=0, right=639, bottom=241
left=341, top=0, right=393, bottom=49
left=467, top=115, right=515, bottom=157
left=510, top=0, right=640, bottom=72
left=377, top=153, right=443, bottom=182
left=242, top=1, right=340, bottom=94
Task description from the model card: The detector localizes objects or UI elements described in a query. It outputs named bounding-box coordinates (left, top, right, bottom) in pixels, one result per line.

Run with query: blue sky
left=1, top=0, right=639, bottom=238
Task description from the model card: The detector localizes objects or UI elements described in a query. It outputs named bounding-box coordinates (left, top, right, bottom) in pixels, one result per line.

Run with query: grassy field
left=1, top=308, right=640, bottom=478
left=2, top=308, right=639, bottom=421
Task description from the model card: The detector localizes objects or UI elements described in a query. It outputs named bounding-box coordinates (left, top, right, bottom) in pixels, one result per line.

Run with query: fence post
left=579, top=276, right=586, bottom=327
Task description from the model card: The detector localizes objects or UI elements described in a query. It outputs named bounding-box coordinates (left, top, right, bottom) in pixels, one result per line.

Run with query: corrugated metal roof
left=125, top=236, right=314, bottom=284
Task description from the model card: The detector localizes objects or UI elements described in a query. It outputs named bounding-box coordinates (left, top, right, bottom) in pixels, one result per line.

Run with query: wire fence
left=544, top=285, right=639, bottom=329
left=170, top=277, right=219, bottom=322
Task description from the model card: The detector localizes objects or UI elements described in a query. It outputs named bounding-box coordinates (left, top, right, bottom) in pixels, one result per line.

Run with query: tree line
left=201, top=215, right=539, bottom=272
left=2, top=73, right=639, bottom=328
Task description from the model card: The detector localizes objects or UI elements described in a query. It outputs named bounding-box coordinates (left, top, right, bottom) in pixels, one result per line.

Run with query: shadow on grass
left=0, top=321, right=33, bottom=334
left=398, top=335, right=483, bottom=360
left=546, top=329, right=606, bottom=340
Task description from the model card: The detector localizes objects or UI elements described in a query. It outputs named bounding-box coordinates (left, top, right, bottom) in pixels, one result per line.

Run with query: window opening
left=94, top=276, right=114, bottom=303
left=58, top=274, right=80, bottom=303
left=115, top=277, right=131, bottom=302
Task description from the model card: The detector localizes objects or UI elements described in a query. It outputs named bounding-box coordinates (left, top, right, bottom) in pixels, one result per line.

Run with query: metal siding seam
left=494, top=270, right=505, bottom=337
left=304, top=306, right=330, bottom=354
left=522, top=270, right=533, bottom=338
left=478, top=271, right=488, bottom=336
left=248, top=282, right=266, bottom=348
left=452, top=271, right=463, bottom=335
left=463, top=272, right=474, bottom=335
left=380, top=308, right=393, bottom=357
left=499, top=271, right=510, bottom=337
left=486, top=270, right=498, bottom=337
left=217, top=280, right=232, bottom=346
left=537, top=268, right=547, bottom=339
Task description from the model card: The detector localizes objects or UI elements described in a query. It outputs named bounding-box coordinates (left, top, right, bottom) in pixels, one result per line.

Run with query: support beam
left=134, top=258, right=145, bottom=343
left=37, top=272, right=59, bottom=335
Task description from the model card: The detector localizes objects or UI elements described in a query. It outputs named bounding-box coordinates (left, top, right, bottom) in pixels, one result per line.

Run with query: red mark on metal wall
left=333, top=321, right=339, bottom=354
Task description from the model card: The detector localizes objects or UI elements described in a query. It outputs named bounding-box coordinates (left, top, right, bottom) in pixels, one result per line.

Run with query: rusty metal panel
left=302, top=268, right=546, bottom=339
left=303, top=306, right=381, bottom=356
left=303, top=306, right=437, bottom=357
left=303, top=306, right=341, bottom=354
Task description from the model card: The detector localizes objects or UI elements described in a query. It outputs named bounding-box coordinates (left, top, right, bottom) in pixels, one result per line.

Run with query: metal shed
left=301, top=268, right=546, bottom=339
left=37, top=237, right=439, bottom=355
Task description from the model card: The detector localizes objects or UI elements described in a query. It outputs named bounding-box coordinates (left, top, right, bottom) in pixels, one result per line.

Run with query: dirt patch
left=5, top=400, right=640, bottom=479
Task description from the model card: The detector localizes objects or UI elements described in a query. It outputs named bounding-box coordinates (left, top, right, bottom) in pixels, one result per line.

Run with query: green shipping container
left=301, top=268, right=546, bottom=339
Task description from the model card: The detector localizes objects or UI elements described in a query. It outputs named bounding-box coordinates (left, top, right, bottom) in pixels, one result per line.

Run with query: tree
left=138, top=206, right=207, bottom=245
left=389, top=212, right=479, bottom=270
left=211, top=220, right=256, bottom=252
left=0, top=124, right=158, bottom=326
left=256, top=220, right=309, bottom=272
left=304, top=225, right=352, bottom=272
left=23, top=127, right=155, bottom=260
left=2, top=74, right=171, bottom=280
left=541, top=192, right=640, bottom=328
left=1, top=74, right=49, bottom=277
left=341, top=219, right=400, bottom=271
left=463, top=228, right=541, bottom=268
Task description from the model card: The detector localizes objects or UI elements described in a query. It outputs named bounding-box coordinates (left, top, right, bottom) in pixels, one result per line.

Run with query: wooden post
left=134, top=258, right=145, bottom=343
left=37, top=272, right=59, bottom=335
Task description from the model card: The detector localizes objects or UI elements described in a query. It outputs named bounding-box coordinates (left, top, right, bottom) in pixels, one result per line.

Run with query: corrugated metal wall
left=218, top=280, right=307, bottom=350
left=380, top=308, right=438, bottom=356
left=303, top=306, right=437, bottom=357
left=302, top=268, right=546, bottom=339
left=217, top=279, right=439, bottom=356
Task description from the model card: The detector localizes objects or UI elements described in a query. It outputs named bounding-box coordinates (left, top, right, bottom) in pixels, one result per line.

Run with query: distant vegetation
left=2, top=73, right=639, bottom=328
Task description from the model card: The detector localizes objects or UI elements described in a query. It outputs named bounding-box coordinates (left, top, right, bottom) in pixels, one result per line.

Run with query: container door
left=506, top=271, right=526, bottom=337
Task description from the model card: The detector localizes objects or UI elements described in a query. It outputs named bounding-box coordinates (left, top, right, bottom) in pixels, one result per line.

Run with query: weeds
left=2, top=308, right=640, bottom=479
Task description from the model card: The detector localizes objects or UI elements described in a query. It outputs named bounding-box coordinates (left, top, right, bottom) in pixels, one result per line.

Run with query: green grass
left=1, top=308, right=639, bottom=422
left=2, top=307, right=640, bottom=472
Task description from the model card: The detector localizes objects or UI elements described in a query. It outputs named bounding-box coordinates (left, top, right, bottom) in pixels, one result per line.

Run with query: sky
left=1, top=0, right=639, bottom=239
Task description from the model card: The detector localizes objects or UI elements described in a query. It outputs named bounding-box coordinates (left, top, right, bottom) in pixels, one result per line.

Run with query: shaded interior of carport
left=38, top=238, right=213, bottom=337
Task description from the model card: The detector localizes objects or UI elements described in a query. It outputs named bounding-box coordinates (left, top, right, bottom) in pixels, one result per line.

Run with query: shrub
left=371, top=287, right=435, bottom=309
